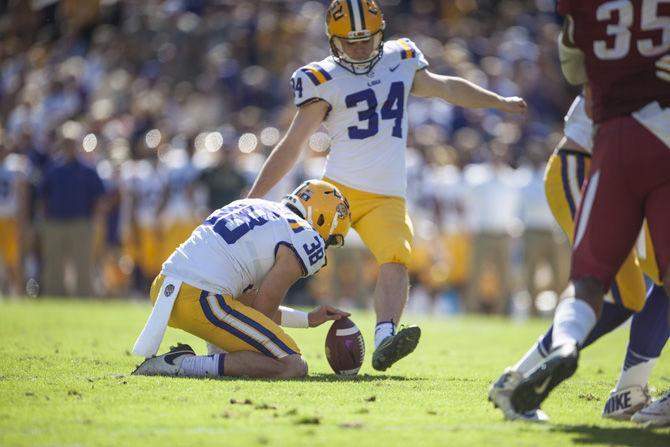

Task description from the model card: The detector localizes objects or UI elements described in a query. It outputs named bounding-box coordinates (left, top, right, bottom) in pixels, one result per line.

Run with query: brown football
left=325, top=317, right=365, bottom=375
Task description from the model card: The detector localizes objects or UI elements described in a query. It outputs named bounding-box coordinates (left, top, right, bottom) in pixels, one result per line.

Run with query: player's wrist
left=280, top=306, right=309, bottom=328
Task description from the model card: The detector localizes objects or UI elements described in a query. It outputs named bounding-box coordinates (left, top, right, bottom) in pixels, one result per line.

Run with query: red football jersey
left=557, top=0, right=670, bottom=123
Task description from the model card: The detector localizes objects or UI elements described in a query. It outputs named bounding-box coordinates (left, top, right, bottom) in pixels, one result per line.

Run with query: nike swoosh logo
left=389, top=64, right=400, bottom=72
left=164, top=350, right=190, bottom=365
left=534, top=376, right=552, bottom=394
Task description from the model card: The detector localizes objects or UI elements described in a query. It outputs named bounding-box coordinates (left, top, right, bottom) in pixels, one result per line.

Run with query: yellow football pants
left=135, top=226, right=163, bottom=277
left=162, top=221, right=200, bottom=261
left=545, top=150, right=648, bottom=311
left=323, top=177, right=413, bottom=266
left=150, top=275, right=300, bottom=358
left=0, top=217, right=19, bottom=269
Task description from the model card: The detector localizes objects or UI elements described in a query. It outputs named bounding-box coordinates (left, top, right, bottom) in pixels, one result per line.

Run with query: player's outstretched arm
left=247, top=100, right=329, bottom=198
left=271, top=305, right=350, bottom=328
left=410, top=69, right=527, bottom=113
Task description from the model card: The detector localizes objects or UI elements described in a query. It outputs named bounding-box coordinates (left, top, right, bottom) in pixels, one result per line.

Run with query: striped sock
left=614, top=284, right=669, bottom=390
left=512, top=337, right=549, bottom=374
left=551, top=298, right=596, bottom=349
left=615, top=353, right=657, bottom=390
left=180, top=354, right=225, bottom=377
left=375, top=321, right=395, bottom=349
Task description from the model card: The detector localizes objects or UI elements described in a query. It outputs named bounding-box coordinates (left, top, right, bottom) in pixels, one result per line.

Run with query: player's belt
left=132, top=276, right=183, bottom=357
left=555, top=148, right=591, bottom=157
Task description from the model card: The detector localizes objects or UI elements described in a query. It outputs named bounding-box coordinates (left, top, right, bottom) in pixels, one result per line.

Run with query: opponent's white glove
left=657, top=54, right=670, bottom=82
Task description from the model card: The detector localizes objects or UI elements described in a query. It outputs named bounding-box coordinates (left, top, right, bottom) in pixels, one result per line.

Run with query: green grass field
left=0, top=299, right=668, bottom=447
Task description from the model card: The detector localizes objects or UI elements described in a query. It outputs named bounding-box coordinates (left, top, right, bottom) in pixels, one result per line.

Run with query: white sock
left=207, top=342, right=227, bottom=355
left=375, top=321, right=395, bottom=349
left=180, top=354, right=225, bottom=377
left=616, top=356, right=658, bottom=390
left=512, top=340, right=546, bottom=374
left=551, top=298, right=597, bottom=350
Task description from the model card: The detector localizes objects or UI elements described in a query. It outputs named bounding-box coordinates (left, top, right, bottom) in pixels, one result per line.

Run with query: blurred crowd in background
left=0, top=0, right=578, bottom=317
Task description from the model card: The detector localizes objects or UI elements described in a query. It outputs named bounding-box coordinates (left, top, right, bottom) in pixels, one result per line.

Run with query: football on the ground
left=325, top=317, right=365, bottom=375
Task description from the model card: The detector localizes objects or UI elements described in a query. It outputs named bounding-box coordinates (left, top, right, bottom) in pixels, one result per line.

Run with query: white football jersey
left=161, top=199, right=326, bottom=297
left=163, top=155, right=201, bottom=224
left=563, top=95, right=593, bottom=153
left=126, top=160, right=166, bottom=228
left=0, top=154, right=27, bottom=217
left=291, top=38, right=429, bottom=198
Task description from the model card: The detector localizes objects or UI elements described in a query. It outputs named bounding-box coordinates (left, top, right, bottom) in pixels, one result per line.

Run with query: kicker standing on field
left=247, top=0, right=527, bottom=370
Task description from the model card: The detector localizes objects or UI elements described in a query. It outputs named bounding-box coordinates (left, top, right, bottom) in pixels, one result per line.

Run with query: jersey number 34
left=345, top=82, right=405, bottom=140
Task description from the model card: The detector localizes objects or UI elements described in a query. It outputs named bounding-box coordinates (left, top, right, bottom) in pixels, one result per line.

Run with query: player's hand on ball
left=308, top=305, right=351, bottom=328
left=498, top=96, right=527, bottom=113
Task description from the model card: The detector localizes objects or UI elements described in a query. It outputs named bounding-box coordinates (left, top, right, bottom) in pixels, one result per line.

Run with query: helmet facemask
left=326, top=0, right=385, bottom=75
left=329, top=29, right=384, bottom=75
left=282, top=180, right=351, bottom=248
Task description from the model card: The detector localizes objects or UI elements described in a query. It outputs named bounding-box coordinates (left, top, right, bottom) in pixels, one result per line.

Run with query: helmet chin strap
left=330, top=32, right=384, bottom=75
left=282, top=196, right=306, bottom=219
left=328, top=213, right=339, bottom=238
left=306, top=206, right=313, bottom=225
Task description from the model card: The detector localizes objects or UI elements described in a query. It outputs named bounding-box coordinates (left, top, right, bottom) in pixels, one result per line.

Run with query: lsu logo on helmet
left=283, top=180, right=352, bottom=248
left=326, top=0, right=385, bottom=74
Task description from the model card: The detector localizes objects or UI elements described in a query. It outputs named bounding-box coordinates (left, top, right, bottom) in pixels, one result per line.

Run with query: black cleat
left=511, top=343, right=579, bottom=413
left=372, top=325, right=421, bottom=371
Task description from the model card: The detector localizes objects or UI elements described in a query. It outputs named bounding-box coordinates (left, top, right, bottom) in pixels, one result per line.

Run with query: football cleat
left=601, top=385, right=651, bottom=421
left=631, top=389, right=670, bottom=427
left=132, top=343, right=195, bottom=376
left=371, top=325, right=421, bottom=371
left=489, top=368, right=550, bottom=422
left=511, top=343, right=579, bottom=414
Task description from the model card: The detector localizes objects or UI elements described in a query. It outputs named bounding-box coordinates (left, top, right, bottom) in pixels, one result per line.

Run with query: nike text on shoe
left=132, top=343, right=195, bottom=376
left=602, top=386, right=651, bottom=421
left=488, top=368, right=550, bottom=422
left=510, top=343, right=579, bottom=414
left=631, top=389, right=670, bottom=427
left=372, top=325, right=421, bottom=371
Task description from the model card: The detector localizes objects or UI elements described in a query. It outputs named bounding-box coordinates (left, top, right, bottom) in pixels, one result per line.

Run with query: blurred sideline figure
left=125, top=144, right=166, bottom=291
left=38, top=131, right=106, bottom=297
left=0, top=134, right=29, bottom=296
left=160, top=140, right=203, bottom=260
left=197, top=147, right=247, bottom=213
left=463, top=143, right=520, bottom=314
left=519, top=142, right=561, bottom=314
